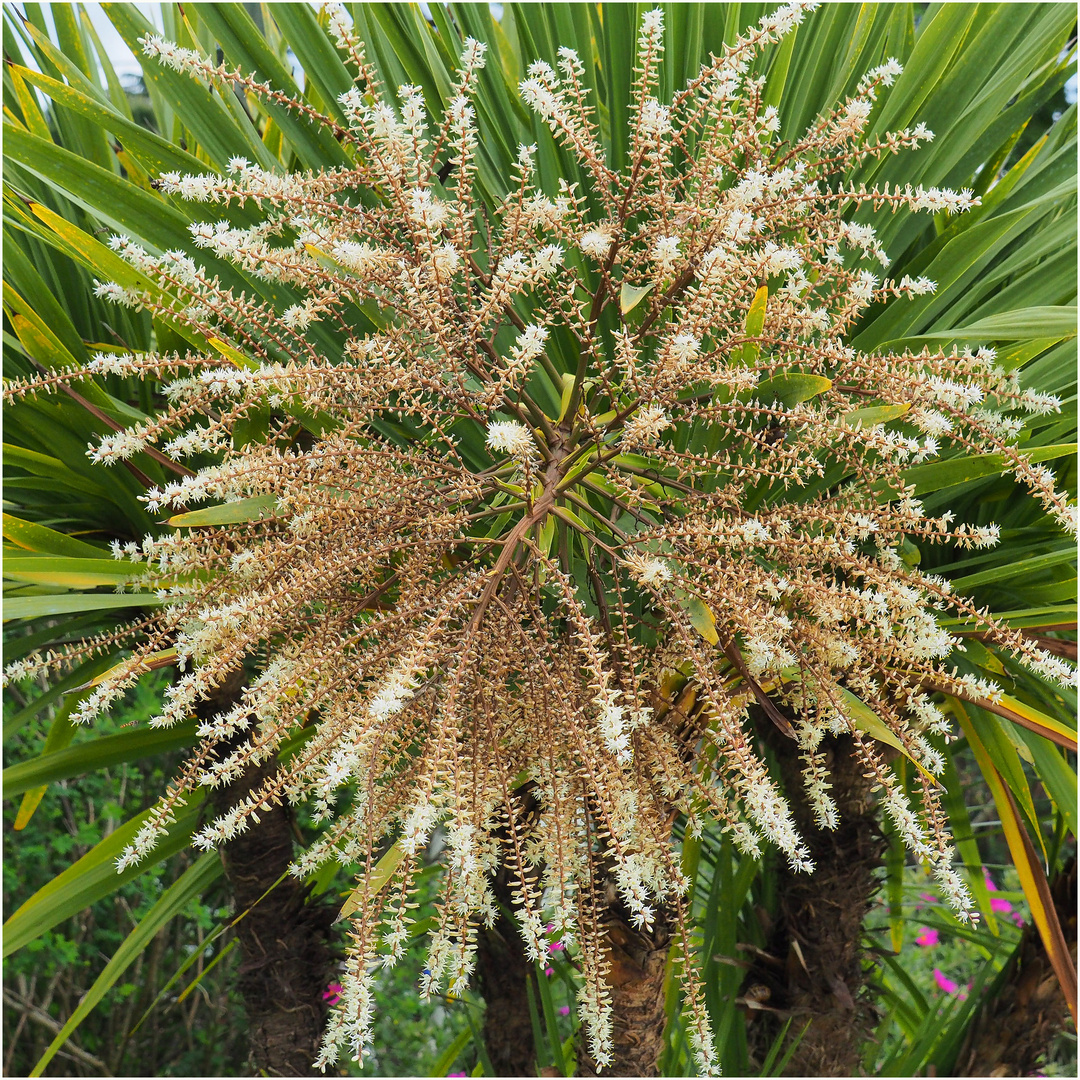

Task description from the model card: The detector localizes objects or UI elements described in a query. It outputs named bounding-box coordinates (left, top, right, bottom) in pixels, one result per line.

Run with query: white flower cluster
left=485, top=419, right=536, bottom=462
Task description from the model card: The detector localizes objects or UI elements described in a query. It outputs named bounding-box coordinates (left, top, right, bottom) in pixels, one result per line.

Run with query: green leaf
left=843, top=403, right=911, bottom=428
left=3, top=653, right=117, bottom=739
left=167, top=494, right=279, bottom=527
left=2, top=592, right=161, bottom=621
left=188, top=3, right=350, bottom=170
left=1015, top=727, right=1077, bottom=842
left=890, top=444, right=1076, bottom=498
left=4, top=721, right=199, bottom=797
left=12, top=690, right=82, bottom=831
left=901, top=306, right=1078, bottom=343
left=431, top=1027, right=473, bottom=1079
left=960, top=702, right=1045, bottom=858
left=3, top=443, right=111, bottom=498
left=755, top=373, right=832, bottom=408
left=3, top=791, right=206, bottom=957
left=948, top=547, right=1076, bottom=591
left=29, top=852, right=222, bottom=1078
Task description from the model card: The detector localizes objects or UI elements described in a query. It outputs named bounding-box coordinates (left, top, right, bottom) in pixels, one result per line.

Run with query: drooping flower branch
left=5, top=2, right=1075, bottom=1071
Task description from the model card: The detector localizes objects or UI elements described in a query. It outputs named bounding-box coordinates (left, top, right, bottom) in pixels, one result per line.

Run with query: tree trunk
left=201, top=682, right=337, bottom=1076
left=476, top=865, right=538, bottom=1077
left=743, top=725, right=887, bottom=1077
left=579, top=900, right=672, bottom=1077
left=958, top=857, right=1077, bottom=1076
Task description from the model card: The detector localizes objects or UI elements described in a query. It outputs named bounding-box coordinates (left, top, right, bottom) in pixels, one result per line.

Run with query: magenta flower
left=915, top=928, right=939, bottom=948
left=322, top=981, right=343, bottom=1006
left=933, top=968, right=959, bottom=994
left=983, top=869, right=1014, bottom=915
left=448, top=1072, right=467, bottom=1077
left=549, top=940, right=565, bottom=953
left=544, top=965, right=554, bottom=977
left=558, top=1005, right=571, bottom=1016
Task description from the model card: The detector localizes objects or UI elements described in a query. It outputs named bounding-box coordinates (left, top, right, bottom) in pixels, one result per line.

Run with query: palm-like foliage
left=3, top=4, right=1076, bottom=1076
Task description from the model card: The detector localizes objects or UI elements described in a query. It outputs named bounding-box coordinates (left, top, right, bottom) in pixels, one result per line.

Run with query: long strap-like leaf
left=29, top=852, right=223, bottom=1077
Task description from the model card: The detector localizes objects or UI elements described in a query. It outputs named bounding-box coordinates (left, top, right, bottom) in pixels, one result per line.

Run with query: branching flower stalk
left=5, top=3, right=1076, bottom=1072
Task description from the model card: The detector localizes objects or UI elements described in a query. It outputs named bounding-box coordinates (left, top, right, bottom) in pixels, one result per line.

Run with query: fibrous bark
left=744, top=725, right=886, bottom=1077
left=476, top=864, right=538, bottom=1078
left=202, top=681, right=337, bottom=1076
left=579, top=899, right=672, bottom=1077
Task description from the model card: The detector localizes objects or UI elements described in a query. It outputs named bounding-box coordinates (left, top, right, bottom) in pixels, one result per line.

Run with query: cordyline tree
left=3, top=1, right=1077, bottom=1076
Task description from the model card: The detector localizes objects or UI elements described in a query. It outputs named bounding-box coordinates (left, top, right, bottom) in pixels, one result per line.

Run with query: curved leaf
left=3, top=790, right=206, bottom=957
left=29, top=852, right=222, bottom=1078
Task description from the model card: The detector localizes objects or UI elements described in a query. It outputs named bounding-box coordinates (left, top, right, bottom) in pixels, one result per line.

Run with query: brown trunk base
left=204, top=681, right=337, bottom=1076
left=477, top=866, right=538, bottom=1077
left=744, top=727, right=886, bottom=1077
left=579, top=901, right=672, bottom=1077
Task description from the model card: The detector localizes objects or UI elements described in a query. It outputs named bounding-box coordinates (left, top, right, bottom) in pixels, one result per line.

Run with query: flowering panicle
left=4, top=4, right=1075, bottom=1074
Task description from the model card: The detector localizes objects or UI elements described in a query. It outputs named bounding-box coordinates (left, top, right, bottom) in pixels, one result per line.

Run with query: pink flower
left=933, top=968, right=959, bottom=994
left=322, top=981, right=343, bottom=1006
left=558, top=1005, right=570, bottom=1016
left=549, top=940, right=565, bottom=953
left=915, top=928, right=939, bottom=948
left=1012, top=912, right=1025, bottom=928
left=983, top=870, right=1014, bottom=915
left=448, top=1072, right=467, bottom=1077
left=544, top=966, right=554, bottom=977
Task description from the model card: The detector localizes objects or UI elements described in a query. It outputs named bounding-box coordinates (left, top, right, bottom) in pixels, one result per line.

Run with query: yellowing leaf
left=167, top=495, right=279, bottom=527
left=959, top=708, right=1078, bottom=1024
left=681, top=595, right=719, bottom=645
left=840, top=689, right=940, bottom=786
left=843, top=402, right=911, bottom=428
left=620, top=281, right=654, bottom=315
left=206, top=336, right=258, bottom=371
left=740, top=285, right=768, bottom=365
left=88, top=649, right=179, bottom=688
left=2, top=515, right=107, bottom=558
left=3, top=557, right=142, bottom=588
left=336, top=840, right=406, bottom=923
left=557, top=372, right=576, bottom=422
